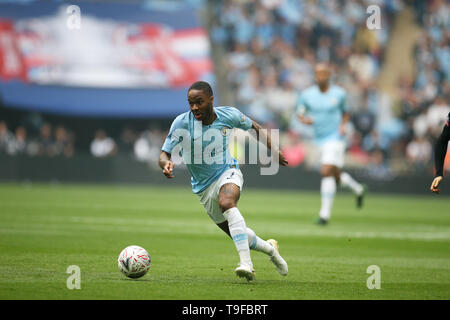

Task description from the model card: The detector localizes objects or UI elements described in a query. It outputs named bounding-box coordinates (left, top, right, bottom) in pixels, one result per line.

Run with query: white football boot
left=235, top=264, right=256, bottom=281
left=267, top=239, right=288, bottom=276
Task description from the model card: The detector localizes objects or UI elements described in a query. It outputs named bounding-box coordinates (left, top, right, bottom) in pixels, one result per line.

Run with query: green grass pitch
left=0, top=182, right=449, bottom=300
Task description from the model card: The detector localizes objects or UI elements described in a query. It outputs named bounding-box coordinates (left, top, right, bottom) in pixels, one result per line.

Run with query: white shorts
left=197, top=168, right=244, bottom=224
left=319, top=139, right=346, bottom=168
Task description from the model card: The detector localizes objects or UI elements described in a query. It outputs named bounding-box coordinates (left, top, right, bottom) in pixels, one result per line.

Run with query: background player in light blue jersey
left=159, top=81, right=288, bottom=281
left=297, top=63, right=366, bottom=225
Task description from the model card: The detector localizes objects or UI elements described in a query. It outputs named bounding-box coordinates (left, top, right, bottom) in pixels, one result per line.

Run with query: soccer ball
left=117, top=245, right=151, bottom=279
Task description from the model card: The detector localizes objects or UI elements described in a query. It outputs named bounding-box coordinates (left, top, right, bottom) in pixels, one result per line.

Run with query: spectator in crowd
left=426, top=96, right=450, bottom=137
left=7, top=126, right=28, bottom=155
left=352, top=103, right=376, bottom=138
left=36, top=123, right=56, bottom=157
left=348, top=47, right=378, bottom=85
left=367, top=148, right=394, bottom=181
left=0, top=121, right=14, bottom=153
left=119, top=126, right=138, bottom=155
left=90, top=129, right=117, bottom=158
left=362, top=129, right=390, bottom=154
left=134, top=128, right=165, bottom=165
left=54, top=125, right=75, bottom=158
left=280, top=130, right=306, bottom=168
left=347, top=131, right=370, bottom=165
left=406, top=135, right=432, bottom=169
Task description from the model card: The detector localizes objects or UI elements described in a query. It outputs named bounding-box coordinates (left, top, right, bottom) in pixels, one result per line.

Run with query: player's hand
left=278, top=151, right=288, bottom=166
left=339, top=124, right=346, bottom=136
left=430, top=176, right=443, bottom=194
left=299, top=115, right=313, bottom=125
left=163, top=161, right=175, bottom=179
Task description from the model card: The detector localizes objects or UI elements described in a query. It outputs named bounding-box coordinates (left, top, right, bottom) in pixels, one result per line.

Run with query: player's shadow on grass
left=232, top=279, right=293, bottom=285
left=118, top=278, right=152, bottom=282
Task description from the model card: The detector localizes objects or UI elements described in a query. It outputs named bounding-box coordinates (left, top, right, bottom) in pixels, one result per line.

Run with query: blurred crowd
left=399, top=0, right=450, bottom=172
left=209, top=0, right=401, bottom=178
left=0, top=120, right=75, bottom=158
left=207, top=0, right=449, bottom=177
left=1, top=0, right=449, bottom=179
left=0, top=119, right=167, bottom=166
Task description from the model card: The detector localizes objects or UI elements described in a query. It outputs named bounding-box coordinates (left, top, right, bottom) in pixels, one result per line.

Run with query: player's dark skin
left=298, top=63, right=350, bottom=184
left=430, top=116, right=450, bottom=194
left=159, top=88, right=288, bottom=237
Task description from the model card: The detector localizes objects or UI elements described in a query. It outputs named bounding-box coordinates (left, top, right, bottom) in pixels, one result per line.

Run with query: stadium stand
left=0, top=0, right=448, bottom=179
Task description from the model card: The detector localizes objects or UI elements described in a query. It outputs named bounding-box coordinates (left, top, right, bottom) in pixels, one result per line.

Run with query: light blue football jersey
left=296, top=85, right=348, bottom=145
left=162, top=106, right=253, bottom=194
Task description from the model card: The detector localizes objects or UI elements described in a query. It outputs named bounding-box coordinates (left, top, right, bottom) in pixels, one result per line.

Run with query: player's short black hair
left=188, top=81, right=213, bottom=97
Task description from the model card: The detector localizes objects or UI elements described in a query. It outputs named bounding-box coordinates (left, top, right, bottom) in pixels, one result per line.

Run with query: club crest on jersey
left=221, top=127, right=230, bottom=136
left=330, top=97, right=338, bottom=106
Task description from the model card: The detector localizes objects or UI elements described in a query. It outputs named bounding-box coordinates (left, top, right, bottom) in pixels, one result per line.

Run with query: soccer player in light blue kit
left=159, top=81, right=288, bottom=281
left=297, top=63, right=365, bottom=225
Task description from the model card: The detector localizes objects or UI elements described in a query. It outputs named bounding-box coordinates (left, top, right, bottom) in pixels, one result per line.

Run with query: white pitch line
left=1, top=214, right=450, bottom=242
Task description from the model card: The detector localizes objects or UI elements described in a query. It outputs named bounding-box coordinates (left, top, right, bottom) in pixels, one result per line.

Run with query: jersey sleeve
left=228, top=107, right=253, bottom=131
left=434, top=115, right=450, bottom=177
left=161, top=115, right=185, bottom=154
left=340, top=90, right=349, bottom=113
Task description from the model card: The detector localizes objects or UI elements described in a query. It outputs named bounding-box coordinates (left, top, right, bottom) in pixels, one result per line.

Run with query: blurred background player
left=158, top=81, right=288, bottom=281
left=430, top=112, right=450, bottom=194
left=297, top=63, right=366, bottom=225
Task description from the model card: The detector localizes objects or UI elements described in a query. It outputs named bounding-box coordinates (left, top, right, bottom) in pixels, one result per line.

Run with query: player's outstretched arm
left=251, top=120, right=288, bottom=166
left=339, top=112, right=350, bottom=136
left=297, top=104, right=313, bottom=125
left=159, top=151, right=175, bottom=179
left=298, top=114, right=314, bottom=125
left=430, top=122, right=450, bottom=194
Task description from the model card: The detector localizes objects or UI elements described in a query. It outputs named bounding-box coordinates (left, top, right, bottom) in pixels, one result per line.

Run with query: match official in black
left=430, top=112, right=450, bottom=194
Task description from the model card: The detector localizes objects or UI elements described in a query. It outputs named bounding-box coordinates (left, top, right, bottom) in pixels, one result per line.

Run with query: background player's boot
left=357, top=185, right=367, bottom=209
left=267, top=239, right=288, bottom=276
left=235, top=264, right=255, bottom=281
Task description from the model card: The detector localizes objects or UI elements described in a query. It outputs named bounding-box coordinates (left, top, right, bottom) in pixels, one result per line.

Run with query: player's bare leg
left=218, top=183, right=255, bottom=281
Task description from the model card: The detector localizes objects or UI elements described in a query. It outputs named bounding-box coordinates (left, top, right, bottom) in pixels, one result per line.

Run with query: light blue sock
left=246, top=227, right=274, bottom=256
left=223, top=207, right=252, bottom=267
